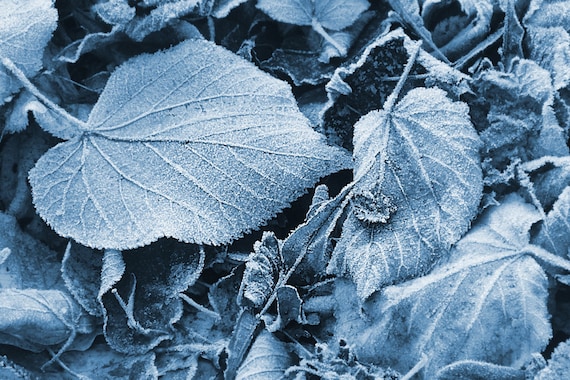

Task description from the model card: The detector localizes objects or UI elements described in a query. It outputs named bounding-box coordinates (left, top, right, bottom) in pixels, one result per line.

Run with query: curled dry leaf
left=238, top=231, right=283, bottom=308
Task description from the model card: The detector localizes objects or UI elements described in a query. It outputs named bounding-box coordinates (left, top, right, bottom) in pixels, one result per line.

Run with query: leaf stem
left=1, top=58, right=88, bottom=131
left=524, top=244, right=570, bottom=273
left=179, top=293, right=220, bottom=320
left=383, top=41, right=422, bottom=113
left=311, top=19, right=347, bottom=57
left=256, top=183, right=354, bottom=319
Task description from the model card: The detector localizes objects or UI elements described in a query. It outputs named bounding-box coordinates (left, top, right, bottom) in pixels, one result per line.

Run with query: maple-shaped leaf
left=0, top=0, right=57, bottom=106
left=349, top=195, right=551, bottom=378
left=28, top=38, right=350, bottom=250
left=328, top=87, right=482, bottom=299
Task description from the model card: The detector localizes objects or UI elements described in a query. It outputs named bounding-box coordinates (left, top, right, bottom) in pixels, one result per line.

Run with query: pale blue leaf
left=29, top=39, right=351, bottom=250
left=256, top=0, right=370, bottom=31
left=328, top=87, right=482, bottom=299
left=235, top=330, right=294, bottom=380
left=350, top=195, right=551, bottom=377
left=238, top=232, right=282, bottom=308
left=526, top=26, right=570, bottom=90
left=0, top=0, right=57, bottom=106
left=61, top=241, right=104, bottom=317
left=534, top=186, right=570, bottom=258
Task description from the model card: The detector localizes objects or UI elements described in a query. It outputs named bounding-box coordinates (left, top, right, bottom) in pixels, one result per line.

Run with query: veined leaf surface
left=256, top=0, right=369, bottom=31
left=29, top=39, right=350, bottom=250
left=352, top=195, right=551, bottom=377
left=0, top=0, right=57, bottom=106
left=328, top=87, right=482, bottom=299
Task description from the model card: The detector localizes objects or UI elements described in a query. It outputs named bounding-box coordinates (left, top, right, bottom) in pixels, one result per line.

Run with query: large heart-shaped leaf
left=328, top=87, right=482, bottom=299
left=29, top=38, right=350, bottom=250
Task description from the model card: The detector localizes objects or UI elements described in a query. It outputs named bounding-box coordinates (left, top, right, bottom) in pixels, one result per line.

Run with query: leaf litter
left=2, top=0, right=570, bottom=378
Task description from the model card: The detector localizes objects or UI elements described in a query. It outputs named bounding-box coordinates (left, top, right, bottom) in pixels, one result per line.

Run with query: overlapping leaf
left=0, top=0, right=57, bottom=106
left=29, top=38, right=351, bottom=250
left=100, top=240, right=204, bottom=354
left=523, top=0, right=570, bottom=90
left=321, top=30, right=470, bottom=150
left=534, top=186, right=570, bottom=258
left=349, top=195, right=551, bottom=377
left=238, top=232, right=283, bottom=308
left=256, top=0, right=369, bottom=31
left=328, top=87, right=482, bottom=299
left=235, top=330, right=293, bottom=380
left=536, top=339, right=570, bottom=379
left=470, top=59, right=568, bottom=181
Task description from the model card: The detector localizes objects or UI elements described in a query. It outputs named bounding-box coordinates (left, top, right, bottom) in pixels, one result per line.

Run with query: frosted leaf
left=0, top=0, right=57, bottom=106
left=29, top=39, right=350, bottom=250
left=235, top=330, right=293, bottom=380
left=350, top=195, right=551, bottom=377
left=256, top=0, right=370, bottom=31
left=534, top=186, right=570, bottom=258
left=100, top=241, right=204, bottom=354
left=329, top=87, right=482, bottom=299
left=238, top=232, right=283, bottom=308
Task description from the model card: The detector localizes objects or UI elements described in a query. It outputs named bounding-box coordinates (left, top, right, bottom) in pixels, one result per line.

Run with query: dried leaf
left=29, top=38, right=350, bottom=250
left=281, top=183, right=352, bottom=284
left=0, top=0, right=57, bottom=106
left=100, top=240, right=204, bottom=354
left=238, top=232, right=283, bottom=308
left=329, top=87, right=482, bottom=299
left=349, top=195, right=551, bottom=377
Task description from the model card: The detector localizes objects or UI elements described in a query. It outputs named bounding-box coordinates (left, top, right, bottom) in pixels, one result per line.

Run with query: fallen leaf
left=329, top=87, right=482, bottom=299
left=348, top=195, right=551, bottom=377
left=29, top=38, right=351, bottom=250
